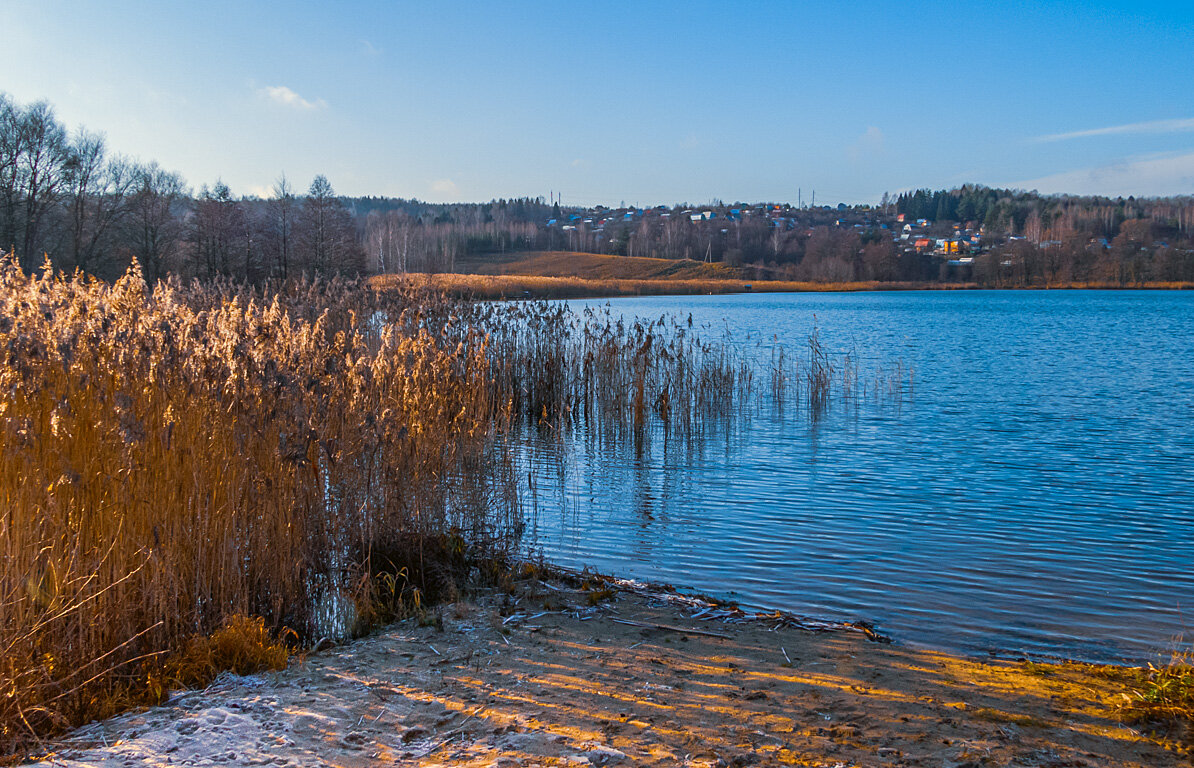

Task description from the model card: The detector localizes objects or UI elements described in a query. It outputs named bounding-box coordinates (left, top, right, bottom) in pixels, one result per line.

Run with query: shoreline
left=29, top=568, right=1187, bottom=767
left=372, top=272, right=1194, bottom=301
left=569, top=568, right=1164, bottom=671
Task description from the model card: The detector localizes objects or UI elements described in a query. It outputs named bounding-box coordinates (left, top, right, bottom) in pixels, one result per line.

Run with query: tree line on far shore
left=1, top=94, right=563, bottom=282
left=4, top=92, right=1193, bottom=287
left=1, top=94, right=364, bottom=283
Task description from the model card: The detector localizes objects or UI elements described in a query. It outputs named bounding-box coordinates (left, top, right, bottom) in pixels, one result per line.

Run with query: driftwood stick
left=610, top=617, right=731, bottom=639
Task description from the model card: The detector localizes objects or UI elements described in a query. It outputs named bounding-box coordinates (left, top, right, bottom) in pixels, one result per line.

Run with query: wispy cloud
left=1035, top=117, right=1194, bottom=143
left=431, top=179, right=459, bottom=196
left=360, top=39, right=381, bottom=58
left=259, top=85, right=327, bottom=111
left=1014, top=151, right=1194, bottom=197
left=847, top=126, right=885, bottom=161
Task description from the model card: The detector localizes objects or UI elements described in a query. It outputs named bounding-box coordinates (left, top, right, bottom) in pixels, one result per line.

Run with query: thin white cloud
left=431, top=179, right=459, bottom=196
left=1035, top=117, right=1194, bottom=143
left=259, top=85, right=327, bottom=111
left=848, top=126, right=885, bottom=161
left=360, top=39, right=381, bottom=58
left=1014, top=151, right=1194, bottom=197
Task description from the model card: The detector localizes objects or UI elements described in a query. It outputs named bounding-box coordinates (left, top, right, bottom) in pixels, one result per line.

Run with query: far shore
left=373, top=271, right=1194, bottom=301
left=31, top=569, right=1187, bottom=767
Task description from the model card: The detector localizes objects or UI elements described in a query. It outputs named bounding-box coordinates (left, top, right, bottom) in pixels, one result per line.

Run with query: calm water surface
left=520, top=290, right=1194, bottom=663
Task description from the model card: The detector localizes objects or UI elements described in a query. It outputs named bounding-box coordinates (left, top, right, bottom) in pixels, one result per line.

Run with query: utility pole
left=798, top=188, right=802, bottom=208
left=811, top=190, right=815, bottom=208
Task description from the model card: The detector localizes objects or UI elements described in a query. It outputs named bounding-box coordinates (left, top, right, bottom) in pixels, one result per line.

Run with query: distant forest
left=3, top=93, right=1193, bottom=286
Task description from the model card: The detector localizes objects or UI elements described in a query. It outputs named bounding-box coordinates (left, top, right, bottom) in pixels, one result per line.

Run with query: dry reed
left=0, top=258, right=518, bottom=754
left=376, top=272, right=1194, bottom=301
left=2, top=259, right=912, bottom=755
left=372, top=272, right=978, bottom=300
left=1118, top=653, right=1194, bottom=747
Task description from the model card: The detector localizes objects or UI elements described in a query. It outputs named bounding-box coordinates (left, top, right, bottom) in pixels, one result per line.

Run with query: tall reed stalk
left=0, top=259, right=517, bottom=753
left=2, top=263, right=912, bottom=754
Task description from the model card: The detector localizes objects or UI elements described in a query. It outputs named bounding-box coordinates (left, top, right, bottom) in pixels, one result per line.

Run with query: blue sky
left=3, top=1, right=1193, bottom=205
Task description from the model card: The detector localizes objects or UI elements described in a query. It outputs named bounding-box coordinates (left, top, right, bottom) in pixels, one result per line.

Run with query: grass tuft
left=159, top=615, right=292, bottom=690
left=1119, top=656, right=1194, bottom=733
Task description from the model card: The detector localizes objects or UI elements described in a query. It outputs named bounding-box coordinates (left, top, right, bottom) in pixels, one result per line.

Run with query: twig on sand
left=416, top=707, right=484, bottom=757
left=610, top=618, right=731, bottom=639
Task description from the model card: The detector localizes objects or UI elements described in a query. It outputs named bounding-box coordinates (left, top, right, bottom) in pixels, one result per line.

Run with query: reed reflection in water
left=520, top=290, right=1194, bottom=665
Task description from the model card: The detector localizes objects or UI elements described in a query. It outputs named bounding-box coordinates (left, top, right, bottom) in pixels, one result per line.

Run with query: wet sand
left=32, top=575, right=1183, bottom=767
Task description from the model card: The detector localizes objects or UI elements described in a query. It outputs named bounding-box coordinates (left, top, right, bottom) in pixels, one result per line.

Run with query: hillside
left=457, top=251, right=749, bottom=281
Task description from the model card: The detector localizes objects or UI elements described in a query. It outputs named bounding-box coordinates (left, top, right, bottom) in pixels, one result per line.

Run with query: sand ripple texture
left=32, top=581, right=1181, bottom=768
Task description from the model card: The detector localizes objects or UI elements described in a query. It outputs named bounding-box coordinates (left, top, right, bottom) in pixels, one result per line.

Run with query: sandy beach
left=29, top=574, right=1183, bottom=768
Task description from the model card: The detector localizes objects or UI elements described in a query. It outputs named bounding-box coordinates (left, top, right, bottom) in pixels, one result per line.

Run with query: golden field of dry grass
left=413, top=251, right=1194, bottom=299
left=372, top=271, right=957, bottom=300
left=458, top=251, right=750, bottom=281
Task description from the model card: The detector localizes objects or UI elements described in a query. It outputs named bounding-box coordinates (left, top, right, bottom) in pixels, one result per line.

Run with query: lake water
left=520, top=290, right=1194, bottom=664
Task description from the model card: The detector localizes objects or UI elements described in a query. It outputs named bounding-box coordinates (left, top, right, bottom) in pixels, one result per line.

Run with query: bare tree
left=364, top=209, right=418, bottom=273
left=124, top=162, right=187, bottom=284
left=662, top=213, right=686, bottom=260
left=0, top=99, right=71, bottom=269
left=0, top=93, right=19, bottom=252
left=265, top=174, right=296, bottom=279
left=1023, top=209, right=1043, bottom=243
left=191, top=180, right=246, bottom=278
left=295, top=175, right=363, bottom=276
left=62, top=130, right=136, bottom=276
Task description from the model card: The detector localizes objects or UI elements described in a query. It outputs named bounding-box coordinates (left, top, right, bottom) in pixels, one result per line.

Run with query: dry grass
left=1025, top=655, right=1194, bottom=751
left=1118, top=655, right=1194, bottom=746
left=1050, top=280, right=1194, bottom=290
left=0, top=257, right=520, bottom=755
left=406, top=286, right=913, bottom=437
left=380, top=254, right=1194, bottom=300
left=1, top=257, right=913, bottom=756
left=377, top=272, right=966, bottom=300
left=158, top=615, right=292, bottom=690
left=458, top=251, right=749, bottom=281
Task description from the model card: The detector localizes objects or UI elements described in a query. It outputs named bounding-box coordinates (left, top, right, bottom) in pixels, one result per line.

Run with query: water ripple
left=524, top=290, right=1194, bottom=664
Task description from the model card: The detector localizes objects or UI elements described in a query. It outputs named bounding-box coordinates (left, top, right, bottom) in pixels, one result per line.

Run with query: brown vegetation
left=382, top=269, right=1192, bottom=301
left=0, top=258, right=519, bottom=755
left=374, top=270, right=968, bottom=300
left=458, top=251, right=749, bottom=281
left=157, top=615, right=292, bottom=691
left=8, top=256, right=891, bottom=754
left=1117, top=654, right=1194, bottom=747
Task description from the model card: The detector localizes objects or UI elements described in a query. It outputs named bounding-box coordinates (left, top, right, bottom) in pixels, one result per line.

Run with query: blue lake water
left=520, top=290, right=1194, bottom=664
